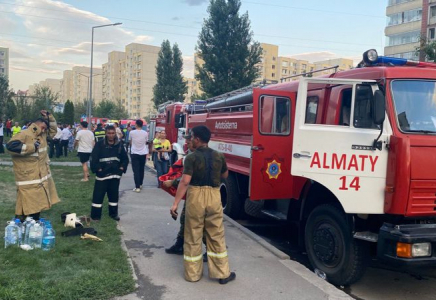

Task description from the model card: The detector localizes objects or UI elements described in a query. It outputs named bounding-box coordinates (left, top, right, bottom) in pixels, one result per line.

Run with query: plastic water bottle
left=14, top=219, right=22, bottom=245
left=41, top=223, right=56, bottom=251
left=4, top=221, right=20, bottom=248
left=39, top=218, right=46, bottom=230
left=22, top=217, right=33, bottom=243
left=24, top=220, right=36, bottom=245
left=28, top=223, right=43, bottom=249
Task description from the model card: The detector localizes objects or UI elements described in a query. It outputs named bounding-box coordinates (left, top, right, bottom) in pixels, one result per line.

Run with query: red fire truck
left=151, top=49, right=436, bottom=285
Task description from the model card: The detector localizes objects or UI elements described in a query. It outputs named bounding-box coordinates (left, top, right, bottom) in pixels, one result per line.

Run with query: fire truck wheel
left=221, top=173, right=243, bottom=219
left=244, top=199, right=265, bottom=218
left=305, top=204, right=368, bottom=286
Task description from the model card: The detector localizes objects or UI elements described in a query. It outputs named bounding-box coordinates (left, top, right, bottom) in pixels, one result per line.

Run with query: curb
left=223, top=215, right=290, bottom=260
left=117, top=222, right=140, bottom=290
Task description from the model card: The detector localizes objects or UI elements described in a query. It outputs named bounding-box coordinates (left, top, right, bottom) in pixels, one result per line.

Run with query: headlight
left=412, top=242, right=431, bottom=257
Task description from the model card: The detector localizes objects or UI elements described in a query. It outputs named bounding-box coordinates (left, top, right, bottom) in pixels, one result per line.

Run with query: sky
left=0, top=0, right=387, bottom=91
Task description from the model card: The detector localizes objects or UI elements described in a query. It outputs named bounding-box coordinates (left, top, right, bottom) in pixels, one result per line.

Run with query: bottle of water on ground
left=4, top=221, right=20, bottom=248
left=14, top=219, right=23, bottom=245
left=28, top=223, right=43, bottom=249
left=21, top=217, right=33, bottom=244
left=24, top=220, right=36, bottom=245
left=41, top=223, right=56, bottom=251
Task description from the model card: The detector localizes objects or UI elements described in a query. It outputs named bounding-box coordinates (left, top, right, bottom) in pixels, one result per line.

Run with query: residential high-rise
left=124, top=43, right=160, bottom=119
left=61, top=70, right=73, bottom=103
left=70, top=66, right=103, bottom=106
left=257, top=43, right=279, bottom=82
left=102, top=51, right=125, bottom=103
left=0, top=47, right=9, bottom=77
left=27, top=79, right=61, bottom=98
left=384, top=0, right=434, bottom=60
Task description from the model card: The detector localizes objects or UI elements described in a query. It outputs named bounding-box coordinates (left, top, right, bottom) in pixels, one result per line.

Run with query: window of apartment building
left=387, top=8, right=422, bottom=26
left=271, top=73, right=275, bottom=78
left=310, top=67, right=314, bottom=72
left=138, top=55, right=142, bottom=62
left=282, top=69, right=287, bottom=74
left=293, top=70, right=297, bottom=75
left=431, top=6, right=436, bottom=22
left=391, top=51, right=419, bottom=61
left=430, top=28, right=436, bottom=40
left=272, top=56, right=276, bottom=61
left=302, top=64, right=307, bottom=69
left=386, top=30, right=420, bottom=46
left=272, top=65, right=276, bottom=69
left=137, top=72, right=141, bottom=77
left=388, top=0, right=414, bottom=6
left=137, top=80, right=141, bottom=85
left=293, top=62, right=297, bottom=67
left=282, top=61, right=288, bottom=67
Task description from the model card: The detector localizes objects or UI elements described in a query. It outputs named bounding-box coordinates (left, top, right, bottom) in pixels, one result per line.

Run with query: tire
left=244, top=199, right=265, bottom=218
left=305, top=204, right=368, bottom=286
left=221, top=173, right=243, bottom=219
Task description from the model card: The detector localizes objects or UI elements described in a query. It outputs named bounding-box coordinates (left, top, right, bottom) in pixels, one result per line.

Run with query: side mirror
left=373, top=90, right=386, bottom=125
left=174, top=113, right=185, bottom=129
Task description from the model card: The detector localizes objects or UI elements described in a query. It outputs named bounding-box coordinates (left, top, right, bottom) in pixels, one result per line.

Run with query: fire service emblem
left=266, top=160, right=282, bottom=179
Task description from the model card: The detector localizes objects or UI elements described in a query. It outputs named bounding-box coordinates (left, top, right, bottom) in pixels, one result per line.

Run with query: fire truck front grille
left=407, top=181, right=436, bottom=217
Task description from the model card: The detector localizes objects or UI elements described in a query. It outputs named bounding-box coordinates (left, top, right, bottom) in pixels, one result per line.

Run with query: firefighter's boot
left=165, top=237, right=184, bottom=255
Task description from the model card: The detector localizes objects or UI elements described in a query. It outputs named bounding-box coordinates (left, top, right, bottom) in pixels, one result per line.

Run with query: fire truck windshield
left=391, top=80, right=436, bottom=134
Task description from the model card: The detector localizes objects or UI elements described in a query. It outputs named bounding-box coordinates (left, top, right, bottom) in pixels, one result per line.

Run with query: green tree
left=112, top=99, right=129, bottom=120
left=63, top=100, right=75, bottom=125
left=5, top=97, right=17, bottom=119
left=74, top=100, right=94, bottom=121
left=0, top=75, right=13, bottom=119
left=14, top=93, right=32, bottom=123
left=416, top=36, right=436, bottom=62
left=95, top=100, right=116, bottom=118
left=32, top=85, right=59, bottom=119
left=195, top=0, right=262, bottom=97
left=153, top=40, right=188, bottom=108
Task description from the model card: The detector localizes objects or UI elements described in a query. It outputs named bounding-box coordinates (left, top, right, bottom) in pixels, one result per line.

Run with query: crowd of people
left=4, top=112, right=235, bottom=285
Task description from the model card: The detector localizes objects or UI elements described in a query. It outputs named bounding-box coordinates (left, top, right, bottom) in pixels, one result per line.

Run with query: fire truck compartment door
left=291, top=78, right=390, bottom=214
left=250, top=88, right=296, bottom=200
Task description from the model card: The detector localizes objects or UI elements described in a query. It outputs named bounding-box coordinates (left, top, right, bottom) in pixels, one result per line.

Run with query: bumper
left=377, top=223, right=436, bottom=266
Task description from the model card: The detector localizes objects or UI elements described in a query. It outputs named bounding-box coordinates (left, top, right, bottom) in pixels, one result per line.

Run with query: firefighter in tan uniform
left=170, top=125, right=236, bottom=284
left=6, top=110, right=60, bottom=220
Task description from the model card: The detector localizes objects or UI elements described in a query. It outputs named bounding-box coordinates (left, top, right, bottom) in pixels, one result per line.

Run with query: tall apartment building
left=123, top=43, right=160, bottom=119
left=384, top=0, right=436, bottom=60
left=102, top=51, right=125, bottom=103
left=0, top=47, right=9, bottom=77
left=27, top=78, right=62, bottom=97
left=61, top=70, right=73, bottom=103
left=69, top=66, right=103, bottom=105
left=258, top=43, right=279, bottom=82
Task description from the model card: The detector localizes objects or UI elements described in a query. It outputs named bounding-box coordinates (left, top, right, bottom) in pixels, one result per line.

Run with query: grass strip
left=0, top=165, right=136, bottom=300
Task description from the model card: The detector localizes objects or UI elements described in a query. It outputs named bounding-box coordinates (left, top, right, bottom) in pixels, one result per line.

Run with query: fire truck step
left=260, top=210, right=287, bottom=221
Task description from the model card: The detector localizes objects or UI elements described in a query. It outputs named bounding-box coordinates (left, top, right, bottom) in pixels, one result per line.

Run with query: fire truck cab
left=186, top=50, right=436, bottom=285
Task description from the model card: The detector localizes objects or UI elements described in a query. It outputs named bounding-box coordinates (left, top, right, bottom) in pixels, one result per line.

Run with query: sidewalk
left=115, top=165, right=351, bottom=300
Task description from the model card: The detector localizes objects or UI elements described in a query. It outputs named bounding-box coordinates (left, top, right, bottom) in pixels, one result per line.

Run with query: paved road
left=114, top=166, right=350, bottom=300
left=241, top=219, right=436, bottom=300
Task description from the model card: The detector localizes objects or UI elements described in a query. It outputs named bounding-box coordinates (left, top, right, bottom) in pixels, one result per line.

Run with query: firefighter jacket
left=6, top=115, right=60, bottom=215
left=94, top=128, right=105, bottom=142
left=90, top=137, right=129, bottom=180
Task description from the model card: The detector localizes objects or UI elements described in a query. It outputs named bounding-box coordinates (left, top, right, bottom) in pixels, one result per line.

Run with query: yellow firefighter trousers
left=184, top=186, right=230, bottom=282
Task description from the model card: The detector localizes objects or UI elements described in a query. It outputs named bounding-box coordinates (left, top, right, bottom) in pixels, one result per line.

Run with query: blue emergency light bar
left=362, top=49, right=436, bottom=68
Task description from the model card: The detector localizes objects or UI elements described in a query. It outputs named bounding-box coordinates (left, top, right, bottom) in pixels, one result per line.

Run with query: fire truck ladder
left=203, top=79, right=278, bottom=112
left=280, top=65, right=339, bottom=83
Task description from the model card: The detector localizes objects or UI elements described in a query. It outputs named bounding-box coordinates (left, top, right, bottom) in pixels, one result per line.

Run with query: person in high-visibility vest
left=94, top=123, right=105, bottom=143
left=12, top=122, right=21, bottom=137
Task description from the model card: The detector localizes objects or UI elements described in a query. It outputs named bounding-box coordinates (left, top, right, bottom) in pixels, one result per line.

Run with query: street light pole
left=88, top=22, right=122, bottom=124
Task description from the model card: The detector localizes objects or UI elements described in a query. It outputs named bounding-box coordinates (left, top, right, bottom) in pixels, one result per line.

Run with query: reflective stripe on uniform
left=92, top=203, right=102, bottom=208
left=38, top=147, right=47, bottom=153
left=20, top=143, right=27, bottom=155
left=108, top=202, right=118, bottom=206
left=99, top=157, right=120, bottom=162
left=16, top=173, right=52, bottom=186
left=96, top=175, right=121, bottom=181
left=184, top=254, right=203, bottom=262
left=207, top=251, right=228, bottom=259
